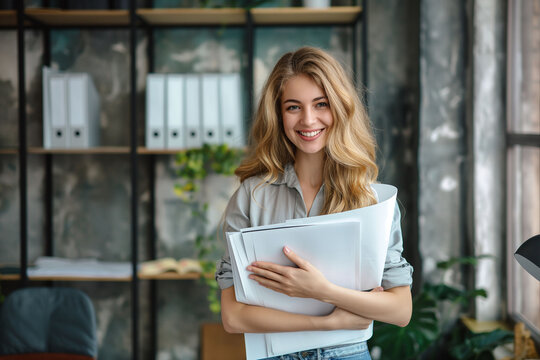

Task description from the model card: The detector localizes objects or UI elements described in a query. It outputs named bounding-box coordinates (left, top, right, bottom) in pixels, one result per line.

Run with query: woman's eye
left=315, top=102, right=329, bottom=108
left=286, top=105, right=300, bottom=111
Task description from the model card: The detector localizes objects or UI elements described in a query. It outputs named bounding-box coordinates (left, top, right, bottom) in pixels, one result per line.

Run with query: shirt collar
left=272, top=163, right=301, bottom=190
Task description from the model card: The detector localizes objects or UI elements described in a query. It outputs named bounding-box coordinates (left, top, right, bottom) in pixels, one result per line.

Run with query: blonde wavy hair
left=236, top=46, right=378, bottom=214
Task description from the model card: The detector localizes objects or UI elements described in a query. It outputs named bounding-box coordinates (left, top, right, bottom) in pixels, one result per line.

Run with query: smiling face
left=281, top=74, right=334, bottom=157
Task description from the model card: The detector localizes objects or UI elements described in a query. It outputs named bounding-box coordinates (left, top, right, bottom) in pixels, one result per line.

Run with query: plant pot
left=200, top=322, right=246, bottom=360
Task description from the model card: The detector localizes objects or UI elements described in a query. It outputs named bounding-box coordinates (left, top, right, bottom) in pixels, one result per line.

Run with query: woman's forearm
left=318, top=285, right=412, bottom=327
left=221, top=287, right=329, bottom=333
left=221, top=286, right=375, bottom=334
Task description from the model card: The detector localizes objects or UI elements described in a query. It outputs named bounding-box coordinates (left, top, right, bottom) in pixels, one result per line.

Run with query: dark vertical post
left=129, top=0, right=139, bottom=359
left=17, top=0, right=28, bottom=285
left=361, top=0, right=368, bottom=110
left=44, top=29, right=53, bottom=257
left=147, top=23, right=157, bottom=360
left=352, top=13, right=358, bottom=83
left=245, top=8, right=254, bottom=127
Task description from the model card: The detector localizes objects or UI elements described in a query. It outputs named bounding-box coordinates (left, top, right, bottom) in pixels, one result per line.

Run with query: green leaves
left=174, top=144, right=244, bottom=201
left=436, top=255, right=493, bottom=270
left=450, top=329, right=514, bottom=360
left=174, top=144, right=244, bottom=315
left=369, top=254, right=502, bottom=360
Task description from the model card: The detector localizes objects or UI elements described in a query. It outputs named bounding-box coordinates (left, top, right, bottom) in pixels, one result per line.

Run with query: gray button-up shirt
left=216, top=163, right=413, bottom=290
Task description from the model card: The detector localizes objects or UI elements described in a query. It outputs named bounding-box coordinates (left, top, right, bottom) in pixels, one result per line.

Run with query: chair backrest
left=0, top=287, right=97, bottom=359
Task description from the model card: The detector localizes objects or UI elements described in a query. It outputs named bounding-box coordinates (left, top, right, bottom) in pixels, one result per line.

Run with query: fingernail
left=246, top=266, right=252, bottom=271
left=284, top=246, right=290, bottom=254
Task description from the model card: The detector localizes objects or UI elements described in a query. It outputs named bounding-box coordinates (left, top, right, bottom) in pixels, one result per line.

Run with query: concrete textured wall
left=472, top=0, right=506, bottom=321
left=418, top=0, right=468, bottom=286
left=367, top=0, right=421, bottom=289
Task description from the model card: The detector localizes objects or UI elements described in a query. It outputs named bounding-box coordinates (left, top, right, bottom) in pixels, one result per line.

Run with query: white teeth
left=298, top=130, right=322, bottom=137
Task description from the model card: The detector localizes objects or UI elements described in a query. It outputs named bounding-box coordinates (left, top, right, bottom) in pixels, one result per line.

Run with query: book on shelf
left=139, top=257, right=203, bottom=276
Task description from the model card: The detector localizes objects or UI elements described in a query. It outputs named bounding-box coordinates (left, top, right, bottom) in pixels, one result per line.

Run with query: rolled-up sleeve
left=215, top=182, right=251, bottom=290
left=381, top=203, right=413, bottom=290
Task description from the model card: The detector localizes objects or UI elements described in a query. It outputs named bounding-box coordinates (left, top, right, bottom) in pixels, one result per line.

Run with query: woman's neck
left=294, top=151, right=324, bottom=189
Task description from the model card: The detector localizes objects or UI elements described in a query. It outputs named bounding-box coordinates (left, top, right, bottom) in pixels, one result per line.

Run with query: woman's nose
left=301, top=107, right=317, bottom=126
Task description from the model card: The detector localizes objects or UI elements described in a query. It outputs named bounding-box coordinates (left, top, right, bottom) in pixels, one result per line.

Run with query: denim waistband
left=264, top=341, right=369, bottom=360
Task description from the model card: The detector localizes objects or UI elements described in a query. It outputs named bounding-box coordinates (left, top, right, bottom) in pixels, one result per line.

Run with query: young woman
left=215, top=47, right=413, bottom=360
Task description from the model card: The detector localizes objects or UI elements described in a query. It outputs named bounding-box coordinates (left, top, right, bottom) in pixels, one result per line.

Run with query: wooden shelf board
left=137, top=147, right=186, bottom=154
left=1, top=273, right=212, bottom=281
left=0, top=274, right=20, bottom=280
left=0, top=10, right=17, bottom=27
left=252, top=6, right=361, bottom=25
left=28, top=147, right=130, bottom=154
left=25, top=8, right=130, bottom=26
left=139, top=272, right=206, bottom=280
left=137, top=8, right=246, bottom=25
left=0, top=149, right=18, bottom=155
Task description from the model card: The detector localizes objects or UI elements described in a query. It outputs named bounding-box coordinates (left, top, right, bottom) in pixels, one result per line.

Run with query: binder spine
left=219, top=73, right=244, bottom=147
left=166, top=75, right=185, bottom=149
left=201, top=74, right=221, bottom=145
left=146, top=74, right=166, bottom=149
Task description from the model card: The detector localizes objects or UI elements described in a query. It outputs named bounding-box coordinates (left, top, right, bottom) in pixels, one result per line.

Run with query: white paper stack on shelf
left=27, top=257, right=132, bottom=278
left=226, top=184, right=398, bottom=360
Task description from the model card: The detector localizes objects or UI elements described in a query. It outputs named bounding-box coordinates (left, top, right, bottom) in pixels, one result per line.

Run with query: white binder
left=68, top=73, right=100, bottom=148
left=42, top=67, right=54, bottom=148
left=146, top=74, right=166, bottom=149
left=219, top=73, right=244, bottom=147
left=201, top=74, right=221, bottom=145
left=166, top=75, right=185, bottom=149
left=48, top=73, right=69, bottom=148
left=185, top=74, right=202, bottom=148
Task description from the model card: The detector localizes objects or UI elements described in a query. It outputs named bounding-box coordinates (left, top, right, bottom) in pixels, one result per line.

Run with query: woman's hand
left=247, top=246, right=331, bottom=299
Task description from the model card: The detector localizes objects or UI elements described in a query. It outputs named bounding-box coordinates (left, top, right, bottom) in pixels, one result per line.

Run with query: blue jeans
left=263, top=341, right=371, bottom=360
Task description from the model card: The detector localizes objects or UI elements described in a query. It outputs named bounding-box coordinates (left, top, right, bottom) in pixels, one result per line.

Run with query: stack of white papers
left=27, top=257, right=132, bottom=278
left=226, top=184, right=398, bottom=359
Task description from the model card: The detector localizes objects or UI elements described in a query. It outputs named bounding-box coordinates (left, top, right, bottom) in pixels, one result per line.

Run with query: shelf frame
left=9, top=3, right=367, bottom=360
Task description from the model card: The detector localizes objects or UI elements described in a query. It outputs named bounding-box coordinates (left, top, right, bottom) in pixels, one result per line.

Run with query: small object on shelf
left=302, top=0, right=331, bottom=8
left=27, top=256, right=131, bottom=279
left=139, top=257, right=203, bottom=276
left=513, top=322, right=539, bottom=359
left=43, top=66, right=101, bottom=149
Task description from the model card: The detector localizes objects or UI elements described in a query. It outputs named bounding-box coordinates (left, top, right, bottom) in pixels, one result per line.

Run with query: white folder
left=201, top=74, right=221, bottom=144
left=219, top=73, right=244, bottom=147
left=166, top=74, right=185, bottom=149
left=42, top=66, right=54, bottom=148
left=48, top=73, right=69, bottom=148
left=185, top=74, right=202, bottom=147
left=68, top=73, right=100, bottom=148
left=146, top=74, right=166, bottom=149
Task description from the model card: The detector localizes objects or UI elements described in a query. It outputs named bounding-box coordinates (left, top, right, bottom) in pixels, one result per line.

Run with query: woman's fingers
left=282, top=246, right=310, bottom=269
left=247, top=264, right=286, bottom=282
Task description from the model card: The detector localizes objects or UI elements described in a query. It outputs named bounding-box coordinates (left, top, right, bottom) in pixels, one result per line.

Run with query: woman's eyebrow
left=283, top=96, right=327, bottom=104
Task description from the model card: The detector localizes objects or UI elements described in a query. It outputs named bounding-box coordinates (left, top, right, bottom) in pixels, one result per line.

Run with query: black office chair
left=0, top=287, right=98, bottom=360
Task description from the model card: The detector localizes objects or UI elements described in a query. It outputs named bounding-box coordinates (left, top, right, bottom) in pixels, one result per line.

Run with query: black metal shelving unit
left=5, top=1, right=366, bottom=358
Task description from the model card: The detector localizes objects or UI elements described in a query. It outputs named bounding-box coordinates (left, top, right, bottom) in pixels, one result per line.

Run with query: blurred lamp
left=514, top=234, right=540, bottom=281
